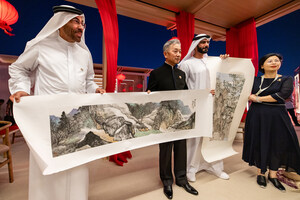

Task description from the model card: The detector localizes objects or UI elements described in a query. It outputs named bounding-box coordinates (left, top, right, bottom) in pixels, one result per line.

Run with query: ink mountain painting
left=50, top=99, right=195, bottom=157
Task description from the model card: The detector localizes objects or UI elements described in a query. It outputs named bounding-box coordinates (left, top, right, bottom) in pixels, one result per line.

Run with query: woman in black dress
left=242, top=53, right=300, bottom=191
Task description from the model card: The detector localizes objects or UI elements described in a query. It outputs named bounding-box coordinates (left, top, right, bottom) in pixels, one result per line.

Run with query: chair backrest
left=0, top=120, right=14, bottom=183
left=0, top=121, right=12, bottom=145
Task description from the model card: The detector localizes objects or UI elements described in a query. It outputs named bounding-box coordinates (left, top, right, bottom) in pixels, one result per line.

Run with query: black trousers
left=159, top=139, right=187, bottom=186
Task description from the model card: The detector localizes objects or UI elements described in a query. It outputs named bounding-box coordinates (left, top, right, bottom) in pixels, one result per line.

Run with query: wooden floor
left=0, top=129, right=300, bottom=200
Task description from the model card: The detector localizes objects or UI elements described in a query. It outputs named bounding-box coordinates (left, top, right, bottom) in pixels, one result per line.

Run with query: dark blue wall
left=0, top=1, right=298, bottom=75
left=0, top=0, right=103, bottom=61
left=0, top=0, right=102, bottom=62
left=257, top=10, right=300, bottom=76
left=0, top=0, right=225, bottom=70
left=117, top=15, right=172, bottom=68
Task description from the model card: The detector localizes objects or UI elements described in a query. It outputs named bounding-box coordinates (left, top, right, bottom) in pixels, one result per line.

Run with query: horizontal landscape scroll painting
left=14, top=89, right=213, bottom=175
left=50, top=99, right=197, bottom=157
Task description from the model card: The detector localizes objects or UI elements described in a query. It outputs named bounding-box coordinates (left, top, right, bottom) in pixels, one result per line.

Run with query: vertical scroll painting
left=201, top=57, right=254, bottom=162
left=212, top=72, right=245, bottom=141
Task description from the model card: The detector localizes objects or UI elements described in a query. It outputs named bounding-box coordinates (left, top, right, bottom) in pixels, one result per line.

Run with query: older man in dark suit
left=147, top=38, right=198, bottom=199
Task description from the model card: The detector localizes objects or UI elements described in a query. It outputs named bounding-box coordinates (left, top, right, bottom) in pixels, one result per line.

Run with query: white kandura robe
left=9, top=32, right=98, bottom=200
left=178, top=56, right=225, bottom=176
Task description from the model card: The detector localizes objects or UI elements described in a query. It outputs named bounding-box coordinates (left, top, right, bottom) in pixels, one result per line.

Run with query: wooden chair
left=11, top=128, right=21, bottom=144
left=0, top=123, right=21, bottom=144
left=0, top=121, right=14, bottom=183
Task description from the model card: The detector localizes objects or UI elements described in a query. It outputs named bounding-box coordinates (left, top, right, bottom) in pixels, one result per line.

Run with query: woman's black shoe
left=257, top=175, right=267, bottom=188
left=268, top=175, right=286, bottom=192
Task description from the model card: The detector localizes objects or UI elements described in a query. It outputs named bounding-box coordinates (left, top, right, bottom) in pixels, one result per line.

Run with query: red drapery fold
left=176, top=11, right=194, bottom=59
left=225, top=27, right=239, bottom=58
left=226, top=18, right=258, bottom=121
left=226, top=18, right=259, bottom=75
left=96, top=0, right=131, bottom=166
left=95, top=0, right=119, bottom=92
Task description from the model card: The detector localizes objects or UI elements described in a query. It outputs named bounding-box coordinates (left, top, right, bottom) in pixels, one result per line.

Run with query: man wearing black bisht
left=147, top=38, right=198, bottom=199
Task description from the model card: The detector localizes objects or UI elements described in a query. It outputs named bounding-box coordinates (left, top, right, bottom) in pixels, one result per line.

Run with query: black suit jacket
left=147, top=62, right=188, bottom=91
left=147, top=62, right=189, bottom=186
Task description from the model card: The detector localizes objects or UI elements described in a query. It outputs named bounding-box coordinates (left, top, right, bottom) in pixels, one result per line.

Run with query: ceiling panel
left=66, top=0, right=300, bottom=40
left=191, top=0, right=294, bottom=28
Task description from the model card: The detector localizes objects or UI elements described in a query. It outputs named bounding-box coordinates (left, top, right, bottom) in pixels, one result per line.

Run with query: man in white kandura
left=178, top=34, right=229, bottom=182
left=8, top=5, right=105, bottom=200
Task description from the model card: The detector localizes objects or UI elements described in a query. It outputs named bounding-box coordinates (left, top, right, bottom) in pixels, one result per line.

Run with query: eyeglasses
left=266, top=59, right=281, bottom=64
left=71, top=18, right=86, bottom=29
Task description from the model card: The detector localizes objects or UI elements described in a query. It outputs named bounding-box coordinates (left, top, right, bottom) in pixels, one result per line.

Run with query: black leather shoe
left=176, top=183, right=198, bottom=195
left=257, top=175, right=267, bottom=188
left=268, top=175, right=286, bottom=192
left=163, top=185, right=173, bottom=199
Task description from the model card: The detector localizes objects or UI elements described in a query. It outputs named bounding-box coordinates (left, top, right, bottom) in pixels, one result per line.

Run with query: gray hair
left=163, top=39, right=181, bottom=52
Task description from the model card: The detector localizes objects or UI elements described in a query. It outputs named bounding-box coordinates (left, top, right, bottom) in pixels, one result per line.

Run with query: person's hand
left=10, top=91, right=29, bottom=103
left=147, top=90, right=151, bottom=94
left=220, top=54, right=229, bottom=59
left=95, top=88, right=106, bottom=94
left=210, top=89, right=215, bottom=95
left=248, top=94, right=257, bottom=102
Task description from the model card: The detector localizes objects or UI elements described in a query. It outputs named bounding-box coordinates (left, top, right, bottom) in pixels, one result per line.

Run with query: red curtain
left=176, top=11, right=194, bottom=59
left=226, top=18, right=259, bottom=75
left=226, top=18, right=258, bottom=121
left=95, top=0, right=119, bottom=92
left=225, top=27, right=239, bottom=58
left=96, top=0, right=132, bottom=166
